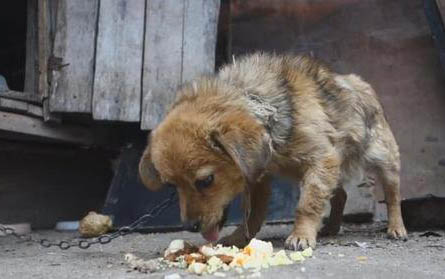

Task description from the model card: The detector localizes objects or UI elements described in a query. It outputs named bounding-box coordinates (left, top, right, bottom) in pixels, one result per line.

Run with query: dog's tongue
left=202, top=226, right=219, bottom=242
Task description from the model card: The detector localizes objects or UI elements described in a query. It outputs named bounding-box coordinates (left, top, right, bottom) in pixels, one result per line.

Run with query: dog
left=139, top=52, right=407, bottom=250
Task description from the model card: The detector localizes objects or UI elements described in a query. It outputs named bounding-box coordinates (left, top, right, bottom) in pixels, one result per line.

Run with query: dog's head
left=139, top=91, right=272, bottom=242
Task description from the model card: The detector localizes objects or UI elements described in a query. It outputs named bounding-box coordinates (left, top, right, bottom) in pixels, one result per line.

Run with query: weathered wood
left=49, top=0, right=98, bottom=113
left=38, top=0, right=60, bottom=122
left=0, top=98, right=43, bottom=118
left=182, top=0, right=220, bottom=82
left=38, top=0, right=49, bottom=100
left=27, top=104, right=44, bottom=118
left=24, top=0, right=59, bottom=121
left=24, top=0, right=38, bottom=94
left=141, top=0, right=185, bottom=130
left=92, top=0, right=145, bottom=122
left=141, top=0, right=221, bottom=130
left=0, top=90, right=41, bottom=104
left=0, top=98, right=28, bottom=113
left=0, top=111, right=93, bottom=144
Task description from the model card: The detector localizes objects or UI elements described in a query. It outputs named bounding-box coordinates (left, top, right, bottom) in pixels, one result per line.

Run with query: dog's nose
left=182, top=220, right=200, bottom=232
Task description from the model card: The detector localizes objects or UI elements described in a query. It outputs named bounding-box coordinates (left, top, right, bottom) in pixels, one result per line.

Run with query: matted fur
left=139, top=52, right=407, bottom=250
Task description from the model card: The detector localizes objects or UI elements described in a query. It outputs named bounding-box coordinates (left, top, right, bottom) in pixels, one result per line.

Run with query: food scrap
left=78, top=211, right=112, bottom=237
left=124, top=238, right=315, bottom=276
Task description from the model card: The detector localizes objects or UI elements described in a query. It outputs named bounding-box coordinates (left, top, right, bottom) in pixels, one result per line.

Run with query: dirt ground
left=1, top=223, right=444, bottom=279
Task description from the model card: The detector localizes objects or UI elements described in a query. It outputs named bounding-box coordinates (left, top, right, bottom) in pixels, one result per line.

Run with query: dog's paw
left=218, top=231, right=249, bottom=248
left=285, top=231, right=316, bottom=251
left=387, top=224, right=408, bottom=240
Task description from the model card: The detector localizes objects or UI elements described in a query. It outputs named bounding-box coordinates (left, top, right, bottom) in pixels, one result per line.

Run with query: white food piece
left=230, top=239, right=275, bottom=269
left=164, top=239, right=185, bottom=257
left=199, top=245, right=216, bottom=257
left=200, top=244, right=240, bottom=257
left=268, top=250, right=293, bottom=266
left=230, top=253, right=269, bottom=270
left=188, top=262, right=207, bottom=275
left=301, top=247, right=313, bottom=258
left=207, top=256, right=224, bottom=274
left=289, top=251, right=305, bottom=262
left=230, top=253, right=247, bottom=268
left=244, top=239, right=273, bottom=257
left=214, top=272, right=227, bottom=277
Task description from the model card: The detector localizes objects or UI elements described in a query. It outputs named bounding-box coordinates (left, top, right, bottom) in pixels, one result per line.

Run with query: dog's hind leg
left=366, top=131, right=407, bottom=240
left=376, top=165, right=407, bottom=239
left=319, top=186, right=347, bottom=236
left=219, top=176, right=271, bottom=248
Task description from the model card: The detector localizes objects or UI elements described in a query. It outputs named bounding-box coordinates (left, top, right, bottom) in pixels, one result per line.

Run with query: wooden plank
left=24, top=0, right=59, bottom=122
left=0, top=90, right=42, bottom=104
left=0, top=111, right=93, bottom=145
left=141, top=0, right=185, bottom=130
left=0, top=98, right=43, bottom=118
left=27, top=104, right=44, bottom=118
left=92, top=0, right=145, bottom=122
left=0, top=98, right=28, bottom=113
left=24, top=0, right=38, bottom=94
left=49, top=0, right=98, bottom=113
left=38, top=0, right=49, bottom=100
left=182, top=0, right=220, bottom=82
left=38, top=0, right=61, bottom=122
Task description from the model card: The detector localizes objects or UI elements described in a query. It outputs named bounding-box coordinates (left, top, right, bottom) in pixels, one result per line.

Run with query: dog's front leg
left=219, top=176, right=271, bottom=248
left=285, top=156, right=340, bottom=250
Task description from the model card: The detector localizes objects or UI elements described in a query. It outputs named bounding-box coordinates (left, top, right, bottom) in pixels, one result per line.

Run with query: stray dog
left=139, top=53, right=407, bottom=250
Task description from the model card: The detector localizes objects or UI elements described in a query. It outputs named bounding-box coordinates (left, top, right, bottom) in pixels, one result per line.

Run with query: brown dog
left=139, top=53, right=407, bottom=250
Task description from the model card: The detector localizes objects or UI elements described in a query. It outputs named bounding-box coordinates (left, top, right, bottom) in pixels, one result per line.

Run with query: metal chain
left=0, top=191, right=177, bottom=250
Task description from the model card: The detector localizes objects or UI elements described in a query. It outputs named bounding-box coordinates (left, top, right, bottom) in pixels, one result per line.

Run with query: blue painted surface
left=0, top=74, right=8, bottom=92
left=103, top=144, right=299, bottom=229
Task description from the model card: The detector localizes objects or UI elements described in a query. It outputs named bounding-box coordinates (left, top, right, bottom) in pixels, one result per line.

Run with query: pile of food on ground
left=124, top=238, right=313, bottom=276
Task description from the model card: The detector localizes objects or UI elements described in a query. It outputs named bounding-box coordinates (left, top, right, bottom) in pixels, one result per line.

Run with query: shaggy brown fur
left=139, top=53, right=407, bottom=250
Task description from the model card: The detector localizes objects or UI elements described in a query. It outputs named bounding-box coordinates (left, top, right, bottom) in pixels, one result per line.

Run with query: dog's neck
left=235, top=86, right=294, bottom=152
left=243, top=92, right=278, bottom=134
left=217, top=58, right=295, bottom=152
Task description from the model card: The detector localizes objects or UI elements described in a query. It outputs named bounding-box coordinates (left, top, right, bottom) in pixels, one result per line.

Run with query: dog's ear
left=209, top=126, right=272, bottom=184
left=139, top=136, right=163, bottom=191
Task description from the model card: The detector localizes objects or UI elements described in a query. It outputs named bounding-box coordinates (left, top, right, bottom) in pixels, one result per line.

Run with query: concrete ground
left=1, top=223, right=444, bottom=279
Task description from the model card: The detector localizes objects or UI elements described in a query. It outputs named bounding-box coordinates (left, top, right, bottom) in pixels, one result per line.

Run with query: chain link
left=0, top=191, right=177, bottom=250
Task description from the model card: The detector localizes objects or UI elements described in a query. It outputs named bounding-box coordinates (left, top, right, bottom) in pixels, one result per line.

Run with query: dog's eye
left=195, top=174, right=214, bottom=190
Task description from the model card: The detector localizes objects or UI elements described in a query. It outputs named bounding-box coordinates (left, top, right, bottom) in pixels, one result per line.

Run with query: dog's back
left=215, top=53, right=397, bottom=174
